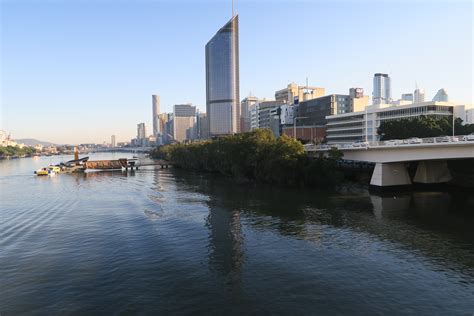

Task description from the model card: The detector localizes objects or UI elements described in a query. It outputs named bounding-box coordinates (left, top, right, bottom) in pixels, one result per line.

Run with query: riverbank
left=0, top=146, right=37, bottom=159
left=151, top=129, right=344, bottom=188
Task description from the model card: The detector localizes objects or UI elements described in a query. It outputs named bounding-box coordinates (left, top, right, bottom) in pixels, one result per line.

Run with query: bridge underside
left=370, top=161, right=453, bottom=188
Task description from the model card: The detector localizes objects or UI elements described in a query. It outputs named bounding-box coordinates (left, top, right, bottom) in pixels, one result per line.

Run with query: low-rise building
left=298, top=89, right=369, bottom=127
left=325, top=101, right=464, bottom=144
left=281, top=126, right=326, bottom=143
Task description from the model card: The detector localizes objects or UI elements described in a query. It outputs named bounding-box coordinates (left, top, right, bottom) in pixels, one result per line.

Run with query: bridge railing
left=306, top=135, right=474, bottom=151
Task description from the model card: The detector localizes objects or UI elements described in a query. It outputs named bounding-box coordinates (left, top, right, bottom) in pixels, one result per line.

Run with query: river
left=1, top=153, right=473, bottom=314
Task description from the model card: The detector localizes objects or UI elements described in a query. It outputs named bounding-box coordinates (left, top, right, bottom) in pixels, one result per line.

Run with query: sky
left=1, top=0, right=472, bottom=144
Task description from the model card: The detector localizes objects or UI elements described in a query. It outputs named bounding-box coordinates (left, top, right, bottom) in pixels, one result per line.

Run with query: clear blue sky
left=1, top=0, right=472, bottom=144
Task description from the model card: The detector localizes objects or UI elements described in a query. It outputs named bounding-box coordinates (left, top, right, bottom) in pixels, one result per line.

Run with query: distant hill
left=14, top=139, right=57, bottom=147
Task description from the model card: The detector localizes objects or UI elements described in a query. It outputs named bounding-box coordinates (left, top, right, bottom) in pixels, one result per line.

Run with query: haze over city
left=2, top=0, right=472, bottom=144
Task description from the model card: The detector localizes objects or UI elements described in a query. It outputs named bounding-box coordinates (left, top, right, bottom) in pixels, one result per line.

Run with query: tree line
left=0, top=146, right=36, bottom=158
left=151, top=129, right=343, bottom=188
left=378, top=116, right=474, bottom=140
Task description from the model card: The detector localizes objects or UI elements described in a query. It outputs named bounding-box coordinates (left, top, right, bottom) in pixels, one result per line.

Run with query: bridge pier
left=370, top=162, right=412, bottom=188
left=413, top=161, right=452, bottom=184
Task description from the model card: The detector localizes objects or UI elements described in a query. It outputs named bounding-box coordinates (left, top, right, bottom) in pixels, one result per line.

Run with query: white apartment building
left=325, top=101, right=466, bottom=144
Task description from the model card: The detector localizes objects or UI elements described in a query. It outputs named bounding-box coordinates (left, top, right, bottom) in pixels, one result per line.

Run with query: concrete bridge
left=306, top=137, right=474, bottom=188
left=93, top=147, right=153, bottom=153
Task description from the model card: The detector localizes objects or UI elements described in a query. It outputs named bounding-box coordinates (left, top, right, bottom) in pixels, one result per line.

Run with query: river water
left=1, top=153, right=473, bottom=314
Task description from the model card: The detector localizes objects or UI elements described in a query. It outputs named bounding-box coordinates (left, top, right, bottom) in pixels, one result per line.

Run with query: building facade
left=249, top=100, right=281, bottom=131
left=432, top=88, right=449, bottom=102
left=275, top=83, right=325, bottom=105
left=401, top=93, right=414, bottom=102
left=196, top=111, right=210, bottom=140
left=111, top=135, right=116, bottom=147
left=137, top=123, right=146, bottom=140
left=152, top=95, right=160, bottom=137
left=414, top=88, right=425, bottom=103
left=205, top=15, right=240, bottom=136
left=325, top=101, right=459, bottom=144
left=372, top=73, right=391, bottom=105
left=298, top=92, right=369, bottom=127
left=240, top=96, right=259, bottom=133
left=173, top=104, right=197, bottom=142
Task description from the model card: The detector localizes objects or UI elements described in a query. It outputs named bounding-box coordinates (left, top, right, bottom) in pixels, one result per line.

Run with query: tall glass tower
left=205, top=15, right=240, bottom=136
left=372, top=73, right=391, bottom=105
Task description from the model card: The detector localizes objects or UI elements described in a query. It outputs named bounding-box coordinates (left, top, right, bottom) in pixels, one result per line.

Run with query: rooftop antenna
left=232, top=0, right=235, bottom=17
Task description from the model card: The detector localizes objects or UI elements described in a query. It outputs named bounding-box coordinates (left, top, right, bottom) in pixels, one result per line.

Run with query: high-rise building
left=173, top=104, right=197, bottom=142
left=432, top=88, right=449, bottom=102
left=205, top=15, right=240, bottom=136
left=401, top=93, right=414, bottom=102
left=196, top=111, right=210, bottom=139
left=240, top=96, right=259, bottom=133
left=414, top=88, right=425, bottom=103
left=152, top=95, right=160, bottom=136
left=111, top=135, right=116, bottom=147
left=137, top=123, right=146, bottom=140
left=372, top=73, right=391, bottom=105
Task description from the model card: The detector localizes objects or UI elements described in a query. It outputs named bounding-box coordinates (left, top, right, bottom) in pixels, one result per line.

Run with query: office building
left=196, top=112, right=210, bottom=139
left=137, top=123, right=146, bottom=140
left=414, top=88, right=425, bottom=103
left=372, top=73, right=391, bottom=105
left=152, top=95, right=160, bottom=136
left=325, top=101, right=460, bottom=144
left=401, top=93, right=414, bottom=102
left=298, top=90, right=369, bottom=127
left=349, top=88, right=370, bottom=112
left=240, top=96, right=259, bottom=132
left=249, top=100, right=282, bottom=131
left=173, top=104, right=197, bottom=142
left=111, top=135, right=116, bottom=147
left=165, top=114, right=174, bottom=144
left=432, top=88, right=449, bottom=102
left=205, top=15, right=240, bottom=136
left=275, top=83, right=325, bottom=105
left=454, top=104, right=474, bottom=124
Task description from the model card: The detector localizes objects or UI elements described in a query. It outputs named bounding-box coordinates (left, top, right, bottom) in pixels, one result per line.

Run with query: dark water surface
left=1, top=153, right=474, bottom=314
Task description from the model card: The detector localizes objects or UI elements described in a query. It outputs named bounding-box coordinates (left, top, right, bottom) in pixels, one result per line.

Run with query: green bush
left=151, top=129, right=343, bottom=188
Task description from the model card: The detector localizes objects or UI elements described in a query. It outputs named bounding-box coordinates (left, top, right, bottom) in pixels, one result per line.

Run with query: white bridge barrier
left=305, top=136, right=474, bottom=188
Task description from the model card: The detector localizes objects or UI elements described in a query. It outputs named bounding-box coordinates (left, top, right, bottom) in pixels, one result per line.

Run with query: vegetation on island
left=0, top=146, right=36, bottom=158
left=378, top=116, right=474, bottom=140
left=151, top=129, right=343, bottom=188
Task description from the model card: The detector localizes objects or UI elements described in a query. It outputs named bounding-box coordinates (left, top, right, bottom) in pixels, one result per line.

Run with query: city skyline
left=2, top=0, right=472, bottom=144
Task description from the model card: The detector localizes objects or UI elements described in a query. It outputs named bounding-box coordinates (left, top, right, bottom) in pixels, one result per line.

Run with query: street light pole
left=452, top=107, right=455, bottom=137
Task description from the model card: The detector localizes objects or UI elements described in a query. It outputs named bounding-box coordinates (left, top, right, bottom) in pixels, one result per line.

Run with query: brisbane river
left=1, top=153, right=473, bottom=314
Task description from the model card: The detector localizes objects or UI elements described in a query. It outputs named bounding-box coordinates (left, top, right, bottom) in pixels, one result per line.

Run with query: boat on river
left=34, top=167, right=55, bottom=176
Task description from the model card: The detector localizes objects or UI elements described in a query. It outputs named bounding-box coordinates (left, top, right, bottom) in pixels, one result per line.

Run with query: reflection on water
left=1, top=155, right=473, bottom=314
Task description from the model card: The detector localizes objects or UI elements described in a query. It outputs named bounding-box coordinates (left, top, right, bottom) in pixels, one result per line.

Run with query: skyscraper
left=205, top=15, right=240, bottom=136
left=432, top=88, right=449, bottom=102
left=152, top=95, right=160, bottom=136
left=372, top=73, right=391, bottom=105
left=173, top=104, right=197, bottom=142
left=137, top=123, right=146, bottom=140
left=111, top=135, right=116, bottom=147
left=414, top=88, right=425, bottom=103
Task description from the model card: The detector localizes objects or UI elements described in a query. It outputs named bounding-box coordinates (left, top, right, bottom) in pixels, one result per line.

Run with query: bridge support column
left=370, top=162, right=411, bottom=188
left=413, top=161, right=452, bottom=184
